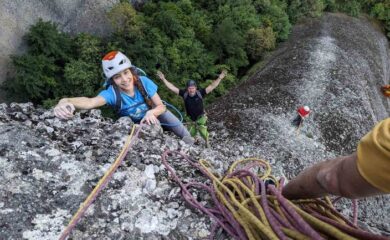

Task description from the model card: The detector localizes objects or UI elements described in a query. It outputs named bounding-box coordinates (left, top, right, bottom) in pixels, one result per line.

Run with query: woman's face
left=112, top=68, right=134, bottom=91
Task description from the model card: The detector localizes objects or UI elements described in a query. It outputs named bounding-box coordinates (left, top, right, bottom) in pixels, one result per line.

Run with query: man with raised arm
left=157, top=70, right=227, bottom=147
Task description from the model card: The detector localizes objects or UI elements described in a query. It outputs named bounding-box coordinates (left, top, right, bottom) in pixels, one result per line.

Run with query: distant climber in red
left=381, top=85, right=390, bottom=97
left=292, top=106, right=311, bottom=128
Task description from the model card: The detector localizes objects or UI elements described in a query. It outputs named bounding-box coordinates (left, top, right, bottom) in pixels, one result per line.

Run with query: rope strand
left=59, top=124, right=142, bottom=240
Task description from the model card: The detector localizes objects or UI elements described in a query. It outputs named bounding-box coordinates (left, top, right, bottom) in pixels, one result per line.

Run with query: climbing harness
left=58, top=123, right=144, bottom=240
left=161, top=151, right=389, bottom=240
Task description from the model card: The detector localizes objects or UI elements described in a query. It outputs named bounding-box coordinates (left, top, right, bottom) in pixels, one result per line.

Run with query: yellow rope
left=282, top=227, right=311, bottom=240
left=59, top=125, right=136, bottom=240
left=201, top=158, right=279, bottom=240
left=291, top=204, right=358, bottom=240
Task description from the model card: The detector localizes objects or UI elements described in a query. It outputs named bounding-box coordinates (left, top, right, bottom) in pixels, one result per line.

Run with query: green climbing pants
left=188, top=115, right=209, bottom=141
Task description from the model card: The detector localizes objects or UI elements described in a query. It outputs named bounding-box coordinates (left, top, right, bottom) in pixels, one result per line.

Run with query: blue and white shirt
left=98, top=76, right=158, bottom=122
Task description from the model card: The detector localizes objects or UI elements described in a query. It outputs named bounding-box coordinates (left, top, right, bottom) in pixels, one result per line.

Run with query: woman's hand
left=54, top=102, right=75, bottom=119
left=142, top=110, right=159, bottom=125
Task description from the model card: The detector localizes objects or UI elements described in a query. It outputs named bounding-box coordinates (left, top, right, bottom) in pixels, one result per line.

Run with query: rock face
left=208, top=13, right=390, bottom=235
left=0, top=0, right=120, bottom=101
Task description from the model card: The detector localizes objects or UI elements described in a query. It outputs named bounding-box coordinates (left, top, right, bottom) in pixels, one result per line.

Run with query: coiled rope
left=161, top=150, right=389, bottom=240
left=58, top=123, right=143, bottom=240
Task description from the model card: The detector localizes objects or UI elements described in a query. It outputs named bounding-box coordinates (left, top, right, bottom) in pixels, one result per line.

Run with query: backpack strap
left=134, top=78, right=153, bottom=109
left=196, top=90, right=203, bottom=100
left=113, top=84, right=122, bottom=114
left=135, top=67, right=146, bottom=77
left=105, top=78, right=122, bottom=114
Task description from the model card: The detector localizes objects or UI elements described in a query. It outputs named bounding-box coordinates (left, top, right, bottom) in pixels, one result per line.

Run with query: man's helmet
left=186, top=79, right=197, bottom=88
left=303, top=106, right=310, bottom=112
left=102, top=51, right=132, bottom=79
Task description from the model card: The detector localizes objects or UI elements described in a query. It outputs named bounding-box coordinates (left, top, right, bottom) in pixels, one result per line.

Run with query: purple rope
left=280, top=205, right=307, bottom=233
left=260, top=180, right=288, bottom=239
left=304, top=199, right=357, bottom=228
left=269, top=207, right=295, bottom=229
left=268, top=185, right=325, bottom=239
left=309, top=211, right=390, bottom=240
left=161, top=150, right=245, bottom=239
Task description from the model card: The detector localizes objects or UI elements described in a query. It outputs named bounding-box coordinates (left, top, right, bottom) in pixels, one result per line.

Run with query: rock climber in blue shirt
left=53, top=51, right=193, bottom=144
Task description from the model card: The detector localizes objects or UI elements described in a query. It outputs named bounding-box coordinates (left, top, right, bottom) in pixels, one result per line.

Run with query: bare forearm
left=211, top=78, right=222, bottom=88
left=282, top=160, right=329, bottom=199
left=149, top=104, right=166, bottom=117
left=283, top=153, right=383, bottom=200
left=205, top=78, right=222, bottom=94
left=58, top=97, right=101, bottom=110
left=161, top=79, right=179, bottom=94
left=205, top=70, right=226, bottom=94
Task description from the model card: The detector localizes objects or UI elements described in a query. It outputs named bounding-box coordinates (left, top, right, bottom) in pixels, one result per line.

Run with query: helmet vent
left=102, top=51, right=132, bottom=79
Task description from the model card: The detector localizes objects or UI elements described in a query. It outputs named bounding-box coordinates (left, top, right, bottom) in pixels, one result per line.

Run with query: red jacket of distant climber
left=382, top=85, right=390, bottom=97
left=297, top=107, right=310, bottom=118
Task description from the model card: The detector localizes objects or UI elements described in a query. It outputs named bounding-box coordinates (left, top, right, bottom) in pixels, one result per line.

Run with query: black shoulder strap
left=196, top=90, right=203, bottom=99
left=113, top=84, right=122, bottom=114
left=105, top=78, right=122, bottom=114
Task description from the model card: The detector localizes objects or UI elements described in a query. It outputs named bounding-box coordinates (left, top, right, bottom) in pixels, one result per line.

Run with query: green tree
left=62, top=60, right=99, bottom=97
left=335, top=0, right=362, bottom=17
left=186, top=9, right=213, bottom=44
left=150, top=2, right=193, bottom=39
left=323, top=0, right=337, bottom=11
left=74, top=33, right=103, bottom=63
left=165, top=37, right=216, bottom=81
left=4, top=54, right=59, bottom=102
left=246, top=27, right=276, bottom=61
left=107, top=2, right=144, bottom=41
left=259, top=2, right=292, bottom=41
left=3, top=19, right=73, bottom=103
left=26, top=19, right=73, bottom=64
left=287, top=0, right=325, bottom=23
left=211, top=18, right=249, bottom=74
left=213, top=0, right=261, bottom=32
left=369, top=1, right=390, bottom=38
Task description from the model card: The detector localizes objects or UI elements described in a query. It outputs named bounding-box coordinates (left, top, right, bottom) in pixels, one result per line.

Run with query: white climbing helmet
left=102, top=51, right=132, bottom=79
left=303, top=106, right=310, bottom=112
